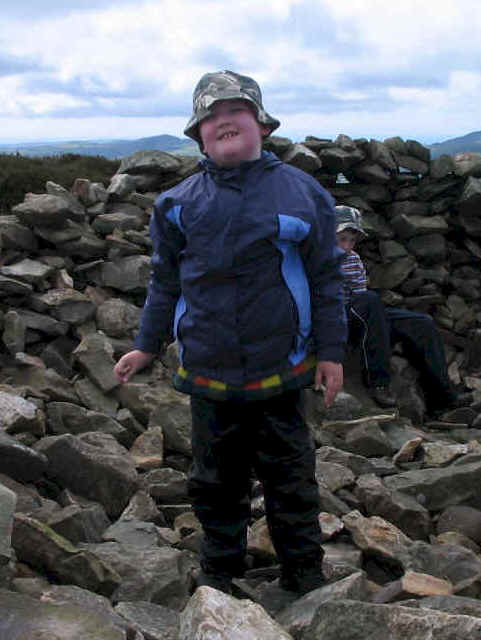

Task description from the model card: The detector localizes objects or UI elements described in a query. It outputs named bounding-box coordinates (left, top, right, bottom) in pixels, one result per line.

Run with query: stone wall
left=1, top=134, right=481, bottom=401
left=2, top=135, right=481, bottom=637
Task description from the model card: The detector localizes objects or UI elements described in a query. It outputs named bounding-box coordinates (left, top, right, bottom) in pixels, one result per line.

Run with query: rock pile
left=1, top=137, right=481, bottom=638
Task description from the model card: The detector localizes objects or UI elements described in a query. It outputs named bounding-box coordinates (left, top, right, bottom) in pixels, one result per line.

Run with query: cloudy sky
left=1, top=0, right=480, bottom=145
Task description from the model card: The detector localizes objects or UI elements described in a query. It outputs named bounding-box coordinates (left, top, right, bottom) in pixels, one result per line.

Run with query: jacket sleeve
left=300, top=188, right=347, bottom=363
left=133, top=198, right=184, bottom=354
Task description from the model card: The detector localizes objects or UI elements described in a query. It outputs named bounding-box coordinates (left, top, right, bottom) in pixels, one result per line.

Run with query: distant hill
left=0, top=134, right=200, bottom=159
left=429, top=130, right=481, bottom=159
left=3, top=130, right=481, bottom=161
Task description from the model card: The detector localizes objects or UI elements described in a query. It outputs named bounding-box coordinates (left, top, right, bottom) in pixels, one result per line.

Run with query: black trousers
left=348, top=290, right=455, bottom=410
left=188, top=390, right=322, bottom=576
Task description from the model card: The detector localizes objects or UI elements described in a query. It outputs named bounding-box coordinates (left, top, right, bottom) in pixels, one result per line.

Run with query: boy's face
left=337, top=229, right=360, bottom=253
left=199, top=99, right=270, bottom=168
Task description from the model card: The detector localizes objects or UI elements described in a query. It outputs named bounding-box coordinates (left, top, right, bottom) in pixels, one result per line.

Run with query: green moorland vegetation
left=0, top=153, right=120, bottom=214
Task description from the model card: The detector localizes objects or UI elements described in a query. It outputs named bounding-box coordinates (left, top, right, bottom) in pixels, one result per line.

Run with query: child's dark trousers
left=348, top=289, right=455, bottom=410
left=187, top=390, right=323, bottom=578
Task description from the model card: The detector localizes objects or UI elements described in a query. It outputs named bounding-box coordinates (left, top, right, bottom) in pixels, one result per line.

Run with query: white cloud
left=0, top=0, right=480, bottom=142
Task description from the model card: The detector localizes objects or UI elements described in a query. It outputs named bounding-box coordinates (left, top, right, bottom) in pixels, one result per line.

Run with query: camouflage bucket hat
left=184, top=70, right=280, bottom=145
left=335, top=205, right=367, bottom=236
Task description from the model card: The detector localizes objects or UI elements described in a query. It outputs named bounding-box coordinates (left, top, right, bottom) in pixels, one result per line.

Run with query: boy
left=114, top=71, right=347, bottom=595
left=335, top=204, right=470, bottom=414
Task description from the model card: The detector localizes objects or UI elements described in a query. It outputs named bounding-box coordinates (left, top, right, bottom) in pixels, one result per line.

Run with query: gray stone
left=180, top=586, right=293, bottom=640
left=74, top=376, right=119, bottom=416
left=47, top=402, right=127, bottom=443
left=345, top=421, right=394, bottom=457
left=30, top=288, right=96, bottom=325
left=59, top=232, right=107, bottom=258
left=7, top=366, right=80, bottom=403
left=454, top=152, right=481, bottom=178
left=35, top=433, right=138, bottom=518
left=147, top=393, right=192, bottom=459
left=276, top=572, right=368, bottom=640
left=96, top=298, right=142, bottom=338
left=115, top=601, right=179, bottom=640
left=409, top=594, right=481, bottom=617
left=405, top=540, right=481, bottom=595
left=307, top=599, right=481, bottom=640
left=367, top=140, right=397, bottom=171
left=0, top=482, right=16, bottom=565
left=73, top=332, right=119, bottom=393
left=386, top=200, right=430, bottom=219
left=118, top=151, right=182, bottom=175
left=283, top=143, right=322, bottom=173
left=315, top=460, right=355, bottom=492
left=130, top=427, right=164, bottom=470
left=379, top=239, right=408, bottom=261
left=119, top=490, right=165, bottom=526
left=384, top=136, right=407, bottom=154
left=47, top=503, right=111, bottom=544
left=263, top=135, right=294, bottom=155
left=0, top=274, right=33, bottom=296
left=0, top=389, right=45, bottom=436
left=12, top=514, right=121, bottom=596
left=107, top=173, right=136, bottom=199
left=436, top=505, right=481, bottom=543
left=383, top=461, right=481, bottom=511
left=315, top=446, right=381, bottom=477
left=369, top=255, right=417, bottom=289
left=0, top=473, right=42, bottom=513
left=458, top=177, right=481, bottom=234
left=352, top=161, right=390, bottom=184
left=0, top=589, right=129, bottom=640
left=407, top=233, right=446, bottom=264
left=83, top=541, right=195, bottom=610
left=34, top=219, right=85, bottom=244
left=354, top=473, right=431, bottom=540
left=102, top=519, right=170, bottom=548
left=12, top=193, right=85, bottom=227
left=13, top=308, right=69, bottom=336
left=72, top=178, right=109, bottom=206
left=0, top=214, right=38, bottom=251
left=99, top=255, right=151, bottom=292
left=391, top=214, right=449, bottom=239
left=430, top=154, right=456, bottom=179
left=143, top=468, right=188, bottom=504
left=394, top=153, right=429, bottom=175
left=318, top=146, right=364, bottom=172
left=40, top=336, right=77, bottom=378
left=0, top=258, right=54, bottom=285
left=0, top=431, right=48, bottom=483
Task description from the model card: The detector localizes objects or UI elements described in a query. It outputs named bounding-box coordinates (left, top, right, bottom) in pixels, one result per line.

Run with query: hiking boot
left=427, top=391, right=474, bottom=419
left=280, top=564, right=325, bottom=595
left=449, top=391, right=473, bottom=408
left=195, top=570, right=233, bottom=595
left=370, top=385, right=397, bottom=408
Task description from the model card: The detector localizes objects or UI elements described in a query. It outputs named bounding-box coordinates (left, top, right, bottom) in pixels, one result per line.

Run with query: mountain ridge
left=0, top=134, right=199, bottom=159
left=1, top=130, right=480, bottom=160
left=428, top=130, right=481, bottom=158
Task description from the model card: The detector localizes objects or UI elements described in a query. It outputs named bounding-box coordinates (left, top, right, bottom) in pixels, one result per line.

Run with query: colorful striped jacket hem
left=172, top=355, right=317, bottom=402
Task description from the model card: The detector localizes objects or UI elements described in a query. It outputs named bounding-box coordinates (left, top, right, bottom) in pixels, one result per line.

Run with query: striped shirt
left=341, top=250, right=367, bottom=303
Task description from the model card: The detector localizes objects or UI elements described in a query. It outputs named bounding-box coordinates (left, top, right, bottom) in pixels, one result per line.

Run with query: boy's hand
left=315, top=361, right=343, bottom=407
left=114, top=350, right=154, bottom=383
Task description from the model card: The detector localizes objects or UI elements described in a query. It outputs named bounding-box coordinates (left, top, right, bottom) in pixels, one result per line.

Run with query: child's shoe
left=370, top=385, right=397, bottom=408
left=195, top=569, right=233, bottom=595
left=280, top=563, right=325, bottom=595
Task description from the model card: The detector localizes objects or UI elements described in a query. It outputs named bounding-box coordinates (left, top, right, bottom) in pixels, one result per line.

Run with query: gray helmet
left=184, top=70, right=280, bottom=145
left=335, top=205, right=367, bottom=236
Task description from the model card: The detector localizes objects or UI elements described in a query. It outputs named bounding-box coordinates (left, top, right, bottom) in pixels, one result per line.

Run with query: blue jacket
left=134, top=151, right=347, bottom=396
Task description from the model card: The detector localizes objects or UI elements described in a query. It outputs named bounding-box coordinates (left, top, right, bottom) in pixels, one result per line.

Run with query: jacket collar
left=199, top=150, right=281, bottom=180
